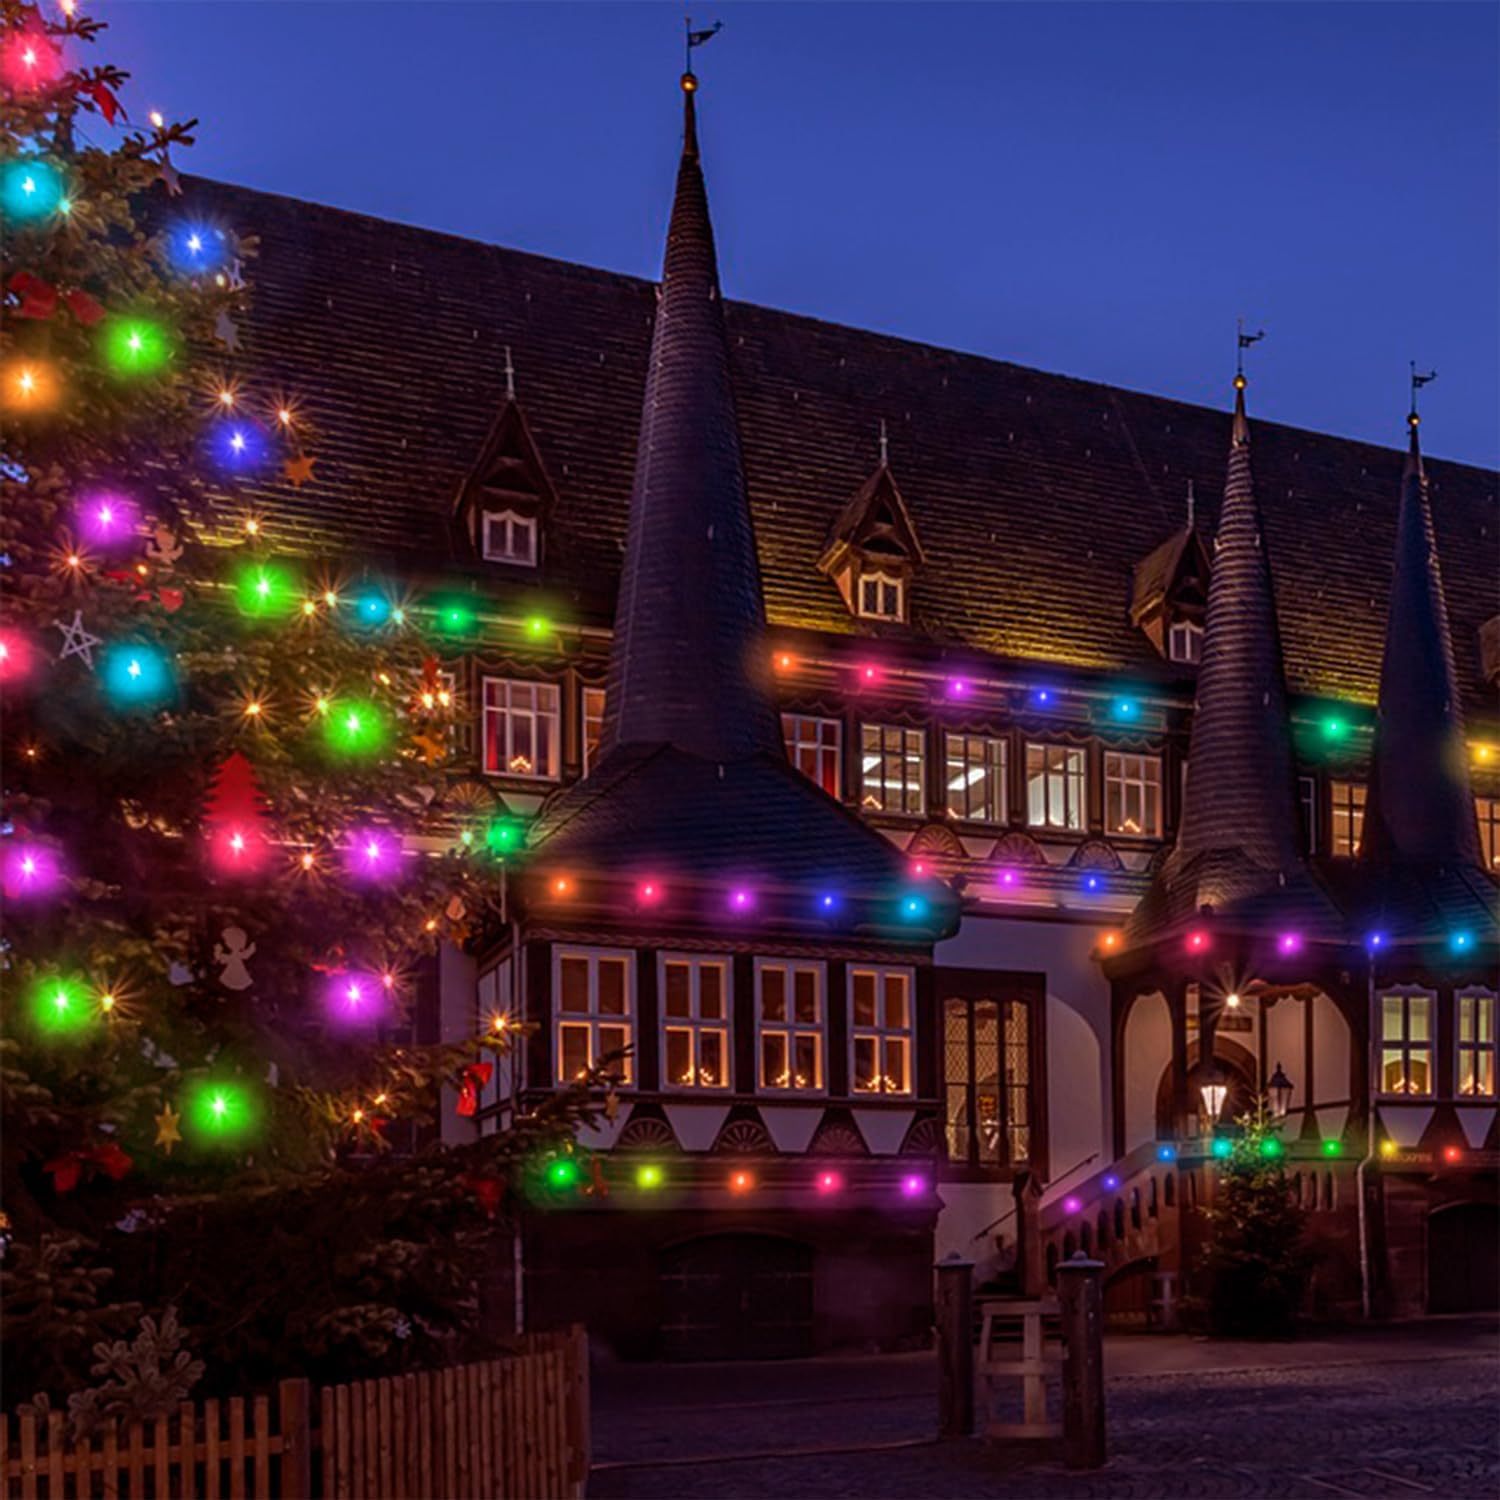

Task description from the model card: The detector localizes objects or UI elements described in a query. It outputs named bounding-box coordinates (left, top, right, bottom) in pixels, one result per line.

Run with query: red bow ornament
left=455, top=1062, right=493, bottom=1118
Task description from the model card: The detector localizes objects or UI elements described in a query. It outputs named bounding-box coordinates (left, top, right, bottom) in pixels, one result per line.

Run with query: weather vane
left=1235, top=317, right=1265, bottom=383
left=1409, top=361, right=1436, bottom=426
left=685, top=16, right=723, bottom=76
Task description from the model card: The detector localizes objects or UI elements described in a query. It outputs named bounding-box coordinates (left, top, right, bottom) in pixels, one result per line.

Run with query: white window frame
left=482, top=677, right=560, bottom=780
left=658, top=953, right=733, bottom=1092
left=782, top=713, right=843, bottom=798
left=1167, top=619, right=1203, bottom=664
left=945, top=732, right=1007, bottom=824
left=553, top=946, right=635, bottom=1087
left=856, top=568, right=904, bottom=621
left=1456, top=987, right=1498, bottom=1099
left=1025, top=742, right=1087, bottom=831
left=1330, top=780, right=1365, bottom=858
left=754, top=958, right=827, bottom=1096
left=481, top=509, right=537, bottom=567
left=581, top=685, right=606, bottom=774
left=1378, top=984, right=1434, bottom=1099
left=1476, top=796, right=1500, bottom=873
left=860, top=722, right=926, bottom=815
left=848, top=965, right=915, bottom=1098
left=1104, top=751, right=1163, bottom=838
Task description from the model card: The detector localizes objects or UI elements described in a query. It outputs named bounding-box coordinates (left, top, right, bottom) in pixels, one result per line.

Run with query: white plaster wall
left=1264, top=998, right=1305, bottom=1113
left=1313, top=992, right=1351, bottom=1107
left=935, top=915, right=1111, bottom=1204
left=933, top=1180, right=1017, bottom=1283
left=1123, top=992, right=1170, bottom=1153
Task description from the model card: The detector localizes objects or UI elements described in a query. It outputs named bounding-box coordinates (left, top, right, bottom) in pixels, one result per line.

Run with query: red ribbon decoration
left=65, top=288, right=105, bottom=326
left=87, top=80, right=123, bottom=126
left=44, top=1142, right=134, bottom=1194
left=461, top=1173, right=505, bottom=1218
left=8, top=271, right=57, bottom=320
left=455, top=1062, right=493, bottom=1118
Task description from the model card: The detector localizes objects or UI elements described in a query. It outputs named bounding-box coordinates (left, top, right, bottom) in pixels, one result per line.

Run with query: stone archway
left=1155, top=1034, right=1257, bottom=1137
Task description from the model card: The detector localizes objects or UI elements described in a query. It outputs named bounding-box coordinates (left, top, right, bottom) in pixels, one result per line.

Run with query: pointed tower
left=1360, top=413, right=1484, bottom=868
left=600, top=73, right=783, bottom=763
left=527, top=73, right=956, bottom=941
left=1126, top=375, right=1335, bottom=943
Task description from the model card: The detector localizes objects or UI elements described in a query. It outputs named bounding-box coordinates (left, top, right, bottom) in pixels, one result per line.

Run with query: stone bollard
left=934, top=1252, right=975, bottom=1438
left=1057, top=1252, right=1107, bottom=1469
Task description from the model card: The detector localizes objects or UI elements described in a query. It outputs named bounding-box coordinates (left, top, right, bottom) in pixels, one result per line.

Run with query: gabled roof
left=818, top=461, right=927, bottom=575
left=1126, top=382, right=1343, bottom=947
left=178, top=179, right=1500, bottom=716
left=1129, top=525, right=1210, bottom=625
left=452, top=394, right=557, bottom=549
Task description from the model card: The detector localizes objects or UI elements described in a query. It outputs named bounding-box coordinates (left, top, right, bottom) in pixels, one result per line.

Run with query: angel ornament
left=213, top=926, right=257, bottom=991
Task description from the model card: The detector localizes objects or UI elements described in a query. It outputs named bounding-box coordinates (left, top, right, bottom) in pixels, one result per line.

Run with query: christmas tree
left=1195, top=1102, right=1313, bottom=1337
left=1, top=0, right=599, bottom=1401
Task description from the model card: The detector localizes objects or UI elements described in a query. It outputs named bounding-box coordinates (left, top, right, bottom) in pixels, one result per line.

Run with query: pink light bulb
left=730, top=888, right=752, bottom=911
left=900, top=1174, right=926, bottom=1199
left=816, top=1171, right=842, bottom=1195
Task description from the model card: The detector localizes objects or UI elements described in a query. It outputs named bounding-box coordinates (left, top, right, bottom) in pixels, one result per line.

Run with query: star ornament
left=154, top=1102, right=182, bottom=1156
left=282, top=453, right=316, bottom=488
left=213, top=309, right=241, bottom=352
left=53, top=609, right=102, bottom=668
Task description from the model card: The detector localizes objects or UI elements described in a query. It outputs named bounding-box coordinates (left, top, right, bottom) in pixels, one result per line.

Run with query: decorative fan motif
left=990, top=831, right=1045, bottom=866
left=810, top=1121, right=867, bottom=1156
left=1069, top=838, right=1124, bottom=872
left=616, top=1115, right=680, bottom=1152
left=713, top=1118, right=774, bottom=1155
left=908, top=822, right=965, bottom=857
left=441, top=777, right=502, bottom=813
left=900, top=1116, right=945, bottom=1156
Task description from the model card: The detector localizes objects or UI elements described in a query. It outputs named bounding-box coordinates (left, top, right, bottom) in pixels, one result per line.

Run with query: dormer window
left=452, top=384, right=557, bottom=571
left=482, top=509, right=537, bottom=567
left=818, top=450, right=925, bottom=628
left=1168, top=619, right=1203, bottom=664
left=857, top=569, right=904, bottom=621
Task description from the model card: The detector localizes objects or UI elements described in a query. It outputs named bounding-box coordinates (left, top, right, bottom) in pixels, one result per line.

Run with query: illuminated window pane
left=782, top=714, right=842, bottom=798
left=664, top=963, right=690, bottom=1018
left=761, top=969, right=787, bottom=1022
left=598, top=961, right=628, bottom=1016
left=559, top=958, right=589, bottom=1013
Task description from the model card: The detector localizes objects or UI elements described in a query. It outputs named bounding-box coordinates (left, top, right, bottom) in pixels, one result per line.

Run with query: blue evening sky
left=105, top=2, right=1498, bottom=468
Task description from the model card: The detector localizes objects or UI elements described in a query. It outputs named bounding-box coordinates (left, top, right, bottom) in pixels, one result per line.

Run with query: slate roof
left=183, top=173, right=1500, bottom=720
left=1362, top=422, right=1487, bottom=869
left=1125, top=385, right=1345, bottom=947
left=516, top=81, right=958, bottom=942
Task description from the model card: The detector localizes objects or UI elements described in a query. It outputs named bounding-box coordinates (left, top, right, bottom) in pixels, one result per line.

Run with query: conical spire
left=598, top=75, right=783, bottom=764
left=1124, top=377, right=1325, bottom=944
left=1173, top=376, right=1303, bottom=873
left=1359, top=415, right=1483, bottom=867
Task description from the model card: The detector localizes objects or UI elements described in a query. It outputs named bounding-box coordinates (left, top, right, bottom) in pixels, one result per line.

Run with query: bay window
left=945, top=733, right=1007, bottom=823
left=660, top=955, right=731, bottom=1090
left=1457, top=989, right=1497, bottom=1098
left=860, top=723, right=925, bottom=815
left=849, top=966, right=913, bottom=1096
left=782, top=714, right=842, bottom=798
left=1379, top=988, right=1433, bottom=1097
left=1104, top=752, right=1162, bottom=837
left=756, top=960, right=826, bottom=1093
left=555, top=947, right=634, bottom=1085
left=1026, top=742, right=1086, bottom=830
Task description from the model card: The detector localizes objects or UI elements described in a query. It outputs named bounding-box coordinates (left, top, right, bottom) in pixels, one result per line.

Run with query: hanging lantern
left=1199, top=1066, right=1228, bottom=1126
left=1267, top=1061, right=1294, bottom=1119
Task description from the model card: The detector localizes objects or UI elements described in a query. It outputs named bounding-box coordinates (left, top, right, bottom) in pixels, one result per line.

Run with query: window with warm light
left=481, top=509, right=537, bottom=567
left=554, top=947, right=633, bottom=1086
left=782, top=714, right=842, bottom=798
left=944, top=996, right=1031, bottom=1168
left=659, top=955, right=731, bottom=1091
left=1380, top=988, right=1433, bottom=1097
left=1330, top=780, right=1365, bottom=858
left=860, top=723, right=925, bottom=815
left=756, top=959, right=826, bottom=1094
left=482, top=678, right=559, bottom=779
left=1026, top=743, right=1086, bottom=831
left=1457, top=989, right=1497, bottom=1098
left=1167, top=619, right=1203, bottom=664
left=945, top=733, right=1007, bottom=823
left=1476, top=797, right=1500, bottom=872
left=849, top=966, right=913, bottom=1096
left=1104, top=752, right=1162, bottom=837
left=581, top=686, right=606, bottom=773
left=856, top=569, right=903, bottom=622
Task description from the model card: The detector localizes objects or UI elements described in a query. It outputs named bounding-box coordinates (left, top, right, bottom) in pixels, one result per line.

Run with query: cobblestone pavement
left=589, top=1333, right=1500, bottom=1498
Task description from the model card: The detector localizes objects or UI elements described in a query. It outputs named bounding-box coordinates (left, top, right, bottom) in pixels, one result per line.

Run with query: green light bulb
left=546, top=1158, right=580, bottom=1189
left=33, top=976, right=91, bottom=1036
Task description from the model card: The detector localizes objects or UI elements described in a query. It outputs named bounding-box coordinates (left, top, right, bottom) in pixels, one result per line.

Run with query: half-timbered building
left=195, top=73, right=1498, bottom=1353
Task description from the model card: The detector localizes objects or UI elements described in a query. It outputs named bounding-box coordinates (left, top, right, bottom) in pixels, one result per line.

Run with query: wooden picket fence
left=1, top=1328, right=588, bottom=1499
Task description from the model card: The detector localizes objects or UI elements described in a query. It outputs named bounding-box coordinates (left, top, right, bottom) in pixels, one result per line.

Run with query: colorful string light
left=187, top=1081, right=255, bottom=1143
left=234, top=560, right=298, bottom=620
left=31, top=975, right=91, bottom=1037
left=103, top=318, right=170, bottom=378
left=1, top=158, right=65, bottom=221
left=100, top=642, right=174, bottom=710
left=322, top=699, right=387, bottom=758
